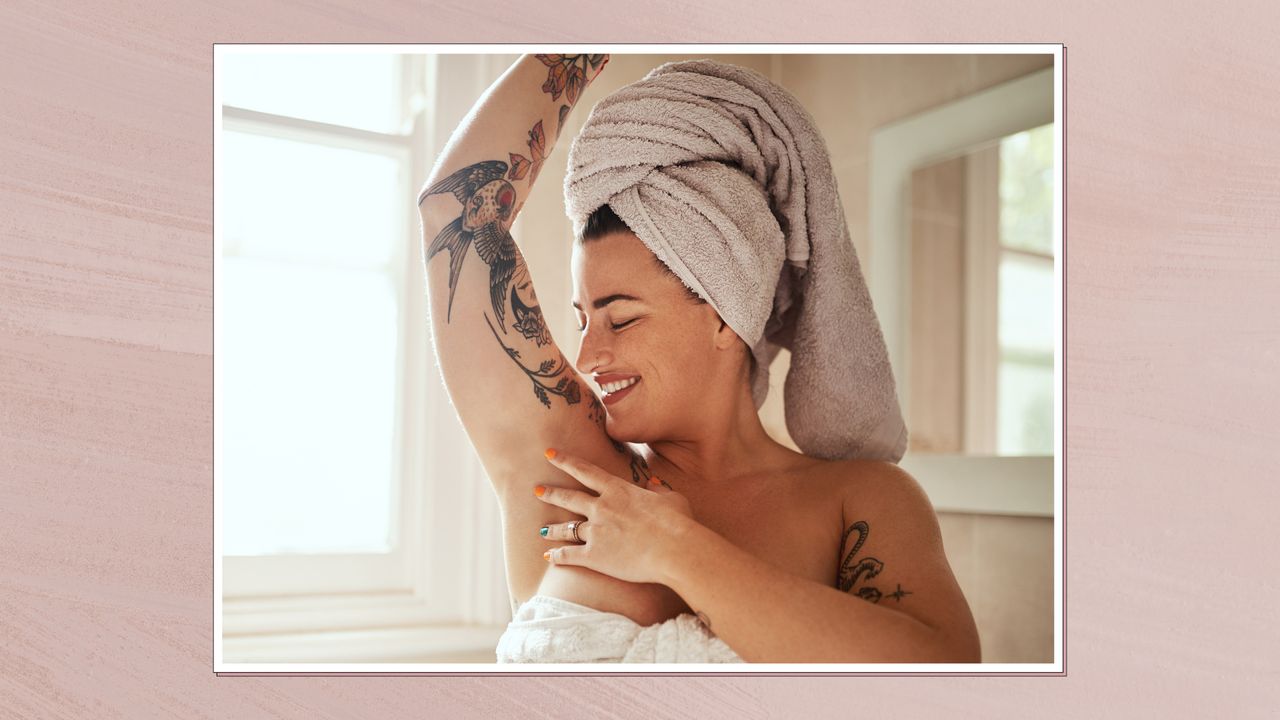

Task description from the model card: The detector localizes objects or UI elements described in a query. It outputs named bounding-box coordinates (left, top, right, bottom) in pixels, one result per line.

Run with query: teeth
left=602, top=377, right=639, bottom=394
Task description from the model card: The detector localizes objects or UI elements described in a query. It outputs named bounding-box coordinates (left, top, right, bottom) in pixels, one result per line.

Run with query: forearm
left=663, top=521, right=944, bottom=663
left=418, top=54, right=605, bottom=213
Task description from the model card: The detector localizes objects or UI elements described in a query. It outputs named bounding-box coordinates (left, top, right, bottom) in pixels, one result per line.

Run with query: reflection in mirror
left=906, top=123, right=1054, bottom=456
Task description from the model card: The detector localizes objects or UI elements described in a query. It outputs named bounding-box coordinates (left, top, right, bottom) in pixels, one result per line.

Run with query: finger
left=533, top=484, right=595, bottom=516
left=645, top=474, right=675, bottom=489
left=539, top=520, right=588, bottom=543
left=544, top=544, right=589, bottom=568
left=544, top=448, right=624, bottom=494
left=647, top=475, right=674, bottom=493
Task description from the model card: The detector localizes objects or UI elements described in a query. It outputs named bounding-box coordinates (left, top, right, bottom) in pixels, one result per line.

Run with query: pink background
left=3, top=2, right=1279, bottom=717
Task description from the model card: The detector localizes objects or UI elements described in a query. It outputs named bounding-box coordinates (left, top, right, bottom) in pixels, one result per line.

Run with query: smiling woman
left=419, top=53, right=980, bottom=663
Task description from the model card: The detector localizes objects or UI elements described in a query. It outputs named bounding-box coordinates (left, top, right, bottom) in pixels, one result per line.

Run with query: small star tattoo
left=887, top=583, right=912, bottom=602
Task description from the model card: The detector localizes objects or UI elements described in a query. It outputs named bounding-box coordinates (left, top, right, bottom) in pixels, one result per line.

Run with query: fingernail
left=539, top=526, right=548, bottom=537
left=544, top=448, right=557, bottom=460
left=649, top=476, right=661, bottom=485
left=534, top=485, right=546, bottom=497
left=543, top=550, right=552, bottom=561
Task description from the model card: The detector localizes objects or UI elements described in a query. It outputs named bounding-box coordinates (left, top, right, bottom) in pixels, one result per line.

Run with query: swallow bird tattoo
left=418, top=160, right=518, bottom=328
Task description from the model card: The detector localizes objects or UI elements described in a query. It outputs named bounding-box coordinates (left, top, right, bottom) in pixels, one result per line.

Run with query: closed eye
left=575, top=318, right=638, bottom=332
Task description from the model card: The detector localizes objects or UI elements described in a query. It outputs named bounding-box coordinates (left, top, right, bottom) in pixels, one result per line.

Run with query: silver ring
left=569, top=520, right=582, bottom=543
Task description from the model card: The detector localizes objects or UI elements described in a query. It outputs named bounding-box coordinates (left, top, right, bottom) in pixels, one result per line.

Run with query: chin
left=604, top=414, right=644, bottom=445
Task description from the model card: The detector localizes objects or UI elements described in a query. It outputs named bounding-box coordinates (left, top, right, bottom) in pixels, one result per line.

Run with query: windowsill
left=899, top=453, right=1053, bottom=517
left=223, top=624, right=507, bottom=664
left=222, top=591, right=509, bottom=664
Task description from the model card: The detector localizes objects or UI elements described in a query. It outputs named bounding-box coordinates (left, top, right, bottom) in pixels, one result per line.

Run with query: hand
left=535, top=447, right=694, bottom=585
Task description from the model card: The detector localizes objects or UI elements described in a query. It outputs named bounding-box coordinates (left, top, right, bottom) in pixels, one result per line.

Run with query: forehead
left=572, top=232, right=656, bottom=280
left=571, top=232, right=659, bottom=308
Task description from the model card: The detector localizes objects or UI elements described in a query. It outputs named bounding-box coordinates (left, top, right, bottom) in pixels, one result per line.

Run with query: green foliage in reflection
left=999, top=123, right=1055, bottom=257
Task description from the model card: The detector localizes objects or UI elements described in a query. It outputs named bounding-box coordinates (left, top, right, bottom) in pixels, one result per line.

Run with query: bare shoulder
left=826, top=458, right=983, bottom=662
left=833, top=459, right=932, bottom=517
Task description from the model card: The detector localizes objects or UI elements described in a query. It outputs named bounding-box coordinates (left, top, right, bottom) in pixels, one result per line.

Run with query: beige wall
left=511, top=52, right=1056, bottom=664
left=937, top=512, right=1055, bottom=663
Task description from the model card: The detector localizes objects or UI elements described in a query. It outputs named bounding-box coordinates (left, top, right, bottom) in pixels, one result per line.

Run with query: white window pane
left=219, top=52, right=400, bottom=133
left=221, top=130, right=400, bottom=269
left=999, top=253, right=1055, bottom=352
left=999, top=123, right=1054, bottom=256
left=997, top=359, right=1054, bottom=455
left=222, top=257, right=398, bottom=556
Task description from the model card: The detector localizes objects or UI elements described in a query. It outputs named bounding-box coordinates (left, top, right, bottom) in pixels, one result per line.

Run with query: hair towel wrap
left=563, top=59, right=907, bottom=462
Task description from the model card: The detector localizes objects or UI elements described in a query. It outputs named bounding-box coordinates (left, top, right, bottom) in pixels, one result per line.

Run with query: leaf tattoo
left=484, top=312, right=583, bottom=409
left=534, top=54, right=606, bottom=106
left=557, top=104, right=570, bottom=139
left=607, top=437, right=652, bottom=488
left=507, top=119, right=548, bottom=186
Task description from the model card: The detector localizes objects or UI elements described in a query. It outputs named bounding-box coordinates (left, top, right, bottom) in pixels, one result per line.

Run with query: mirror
left=869, top=66, right=1056, bottom=466
left=905, top=124, right=1055, bottom=455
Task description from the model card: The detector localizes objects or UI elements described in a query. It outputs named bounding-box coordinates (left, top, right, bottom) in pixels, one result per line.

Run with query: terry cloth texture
left=495, top=595, right=744, bottom=663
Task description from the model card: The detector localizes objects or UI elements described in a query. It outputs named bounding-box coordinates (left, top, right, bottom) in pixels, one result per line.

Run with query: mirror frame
left=869, top=64, right=1057, bottom=516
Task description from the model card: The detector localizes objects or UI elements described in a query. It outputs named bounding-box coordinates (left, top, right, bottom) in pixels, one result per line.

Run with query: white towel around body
left=494, top=595, right=744, bottom=663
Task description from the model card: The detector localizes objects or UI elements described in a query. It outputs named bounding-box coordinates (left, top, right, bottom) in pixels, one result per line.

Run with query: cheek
left=640, top=329, right=706, bottom=386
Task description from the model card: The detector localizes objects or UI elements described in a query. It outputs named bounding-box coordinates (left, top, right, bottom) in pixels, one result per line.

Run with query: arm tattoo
left=608, top=438, right=652, bottom=488
left=507, top=119, right=547, bottom=187
left=419, top=159, right=516, bottom=325
left=484, top=312, right=581, bottom=409
left=836, top=520, right=909, bottom=604
left=557, top=104, right=570, bottom=139
left=422, top=157, right=591, bottom=412
left=588, top=386, right=661, bottom=489
left=534, top=54, right=606, bottom=107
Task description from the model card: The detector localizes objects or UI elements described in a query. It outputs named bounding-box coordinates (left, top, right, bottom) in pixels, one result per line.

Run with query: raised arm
left=415, top=55, right=644, bottom=499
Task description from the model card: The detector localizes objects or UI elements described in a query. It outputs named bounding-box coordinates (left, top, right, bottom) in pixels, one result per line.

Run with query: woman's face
left=571, top=230, right=738, bottom=441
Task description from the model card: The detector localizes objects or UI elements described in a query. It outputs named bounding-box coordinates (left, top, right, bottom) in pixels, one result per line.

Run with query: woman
left=416, top=53, right=979, bottom=663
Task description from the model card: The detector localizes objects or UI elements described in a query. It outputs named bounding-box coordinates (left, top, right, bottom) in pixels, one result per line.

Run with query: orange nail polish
left=545, top=448, right=557, bottom=460
left=649, top=476, right=661, bottom=485
left=534, top=485, right=546, bottom=497
left=543, top=550, right=552, bottom=561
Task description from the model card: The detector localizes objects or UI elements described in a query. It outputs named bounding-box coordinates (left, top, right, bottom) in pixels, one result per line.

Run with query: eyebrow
left=570, top=294, right=644, bottom=311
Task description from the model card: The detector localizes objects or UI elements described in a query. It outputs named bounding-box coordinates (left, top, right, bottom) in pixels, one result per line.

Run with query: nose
left=574, top=323, right=613, bottom=375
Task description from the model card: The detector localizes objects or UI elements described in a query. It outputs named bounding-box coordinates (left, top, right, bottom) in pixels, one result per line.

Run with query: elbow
left=929, top=623, right=982, bottom=664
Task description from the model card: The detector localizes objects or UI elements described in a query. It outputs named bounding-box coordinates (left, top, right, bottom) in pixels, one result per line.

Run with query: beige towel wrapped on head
left=563, top=59, right=908, bottom=462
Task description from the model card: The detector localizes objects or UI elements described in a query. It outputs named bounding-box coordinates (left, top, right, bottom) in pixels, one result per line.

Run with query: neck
left=645, top=381, right=789, bottom=486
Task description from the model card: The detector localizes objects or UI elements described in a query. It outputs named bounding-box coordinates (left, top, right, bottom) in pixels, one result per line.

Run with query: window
left=220, top=131, right=402, bottom=558
left=217, top=51, right=510, bottom=665
left=996, top=124, right=1055, bottom=455
left=219, top=51, right=412, bottom=591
